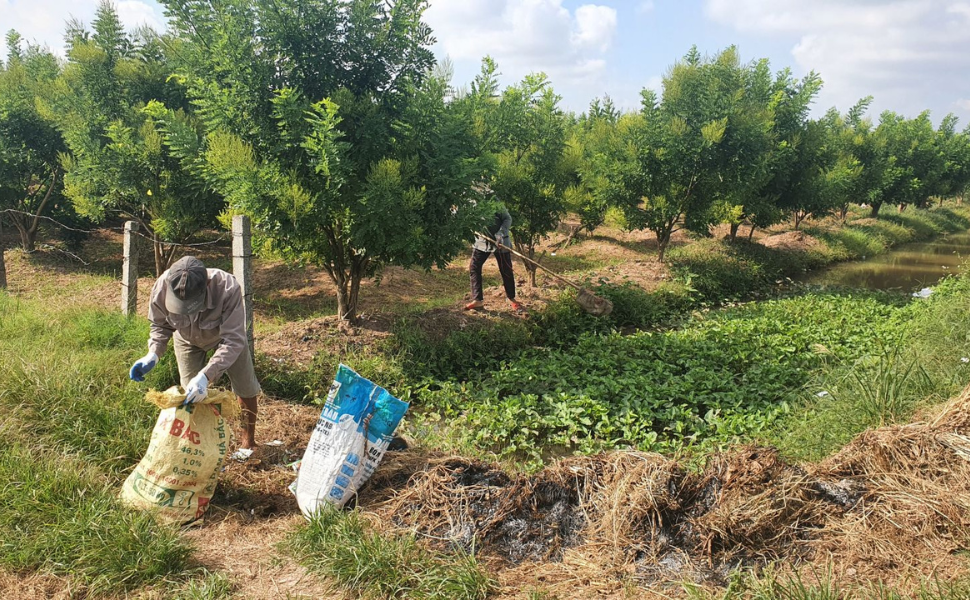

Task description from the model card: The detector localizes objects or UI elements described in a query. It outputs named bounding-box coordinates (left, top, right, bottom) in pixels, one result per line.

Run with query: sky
left=3, top=0, right=969, bottom=125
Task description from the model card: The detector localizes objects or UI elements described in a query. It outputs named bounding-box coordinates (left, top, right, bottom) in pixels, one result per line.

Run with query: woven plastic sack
left=121, top=387, right=239, bottom=524
left=293, top=364, right=409, bottom=517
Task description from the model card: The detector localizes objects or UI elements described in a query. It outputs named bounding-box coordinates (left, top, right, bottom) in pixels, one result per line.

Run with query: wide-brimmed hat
left=165, top=256, right=208, bottom=315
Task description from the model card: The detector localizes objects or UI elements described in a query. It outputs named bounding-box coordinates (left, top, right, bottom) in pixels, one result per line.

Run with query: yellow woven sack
left=121, top=387, right=239, bottom=524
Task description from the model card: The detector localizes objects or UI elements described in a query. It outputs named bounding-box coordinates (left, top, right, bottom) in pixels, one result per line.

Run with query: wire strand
left=0, top=208, right=229, bottom=249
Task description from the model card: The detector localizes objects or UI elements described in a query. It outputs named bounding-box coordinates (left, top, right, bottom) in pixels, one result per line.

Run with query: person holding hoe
left=465, top=206, right=525, bottom=313
left=129, top=256, right=260, bottom=461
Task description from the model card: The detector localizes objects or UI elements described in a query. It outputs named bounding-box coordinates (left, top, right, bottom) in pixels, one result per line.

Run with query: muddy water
left=802, top=230, right=970, bottom=291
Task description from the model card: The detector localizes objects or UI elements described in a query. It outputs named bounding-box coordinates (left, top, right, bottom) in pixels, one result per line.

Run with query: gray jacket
left=473, top=209, right=512, bottom=253
left=148, top=268, right=248, bottom=383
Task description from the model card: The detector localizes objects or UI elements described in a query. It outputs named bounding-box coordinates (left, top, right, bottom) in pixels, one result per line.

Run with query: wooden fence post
left=232, top=215, right=255, bottom=357
left=121, top=221, right=139, bottom=316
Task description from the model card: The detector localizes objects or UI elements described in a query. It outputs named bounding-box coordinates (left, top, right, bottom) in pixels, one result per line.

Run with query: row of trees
left=2, top=1, right=970, bottom=318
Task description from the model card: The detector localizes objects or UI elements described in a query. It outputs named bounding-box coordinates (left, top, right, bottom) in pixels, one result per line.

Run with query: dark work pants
left=469, top=249, right=516, bottom=302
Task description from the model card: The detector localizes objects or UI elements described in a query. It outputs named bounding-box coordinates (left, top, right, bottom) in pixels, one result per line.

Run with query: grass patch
left=771, top=273, right=970, bottom=461
left=0, top=294, right=168, bottom=472
left=172, top=571, right=235, bottom=600
left=684, top=567, right=970, bottom=600
left=285, top=506, right=495, bottom=600
left=0, top=292, right=206, bottom=594
left=0, top=422, right=192, bottom=595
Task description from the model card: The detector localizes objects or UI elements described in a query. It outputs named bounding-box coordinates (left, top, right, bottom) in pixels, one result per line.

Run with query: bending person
left=466, top=207, right=524, bottom=312
left=129, top=256, right=260, bottom=461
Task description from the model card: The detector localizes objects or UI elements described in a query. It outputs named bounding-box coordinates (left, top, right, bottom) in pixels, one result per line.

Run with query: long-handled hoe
left=477, top=232, right=613, bottom=317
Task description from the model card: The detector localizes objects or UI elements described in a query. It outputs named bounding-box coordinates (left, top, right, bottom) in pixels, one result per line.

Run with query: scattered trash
left=912, top=287, right=933, bottom=298
left=265, top=439, right=284, bottom=447
left=231, top=447, right=254, bottom=462
left=962, top=357, right=969, bottom=364
left=816, top=391, right=830, bottom=398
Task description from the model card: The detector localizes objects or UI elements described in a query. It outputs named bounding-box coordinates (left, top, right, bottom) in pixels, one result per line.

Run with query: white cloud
left=572, top=5, right=617, bottom=52
left=116, top=0, right=166, bottom=32
left=637, top=1, right=655, bottom=14
left=705, top=0, right=970, bottom=123
left=423, top=0, right=618, bottom=89
left=1, top=0, right=166, bottom=55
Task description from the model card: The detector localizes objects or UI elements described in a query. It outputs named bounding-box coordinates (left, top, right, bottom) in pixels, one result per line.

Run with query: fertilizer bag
left=293, top=364, right=409, bottom=517
left=121, top=387, right=238, bottom=524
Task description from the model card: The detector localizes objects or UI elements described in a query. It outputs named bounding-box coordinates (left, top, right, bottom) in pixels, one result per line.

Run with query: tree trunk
left=10, top=170, right=58, bottom=253
left=870, top=202, right=882, bottom=218
left=0, top=216, right=7, bottom=290
left=792, top=211, right=806, bottom=231
left=748, top=223, right=756, bottom=240
left=728, top=222, right=740, bottom=241
left=14, top=219, right=36, bottom=252
left=656, top=229, right=671, bottom=263
left=898, top=203, right=906, bottom=213
left=153, top=234, right=165, bottom=277
left=838, top=205, right=848, bottom=224
left=333, top=259, right=367, bottom=323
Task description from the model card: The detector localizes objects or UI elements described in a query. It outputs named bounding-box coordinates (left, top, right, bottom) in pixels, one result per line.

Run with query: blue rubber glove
left=184, top=372, right=209, bottom=404
left=129, top=352, right=158, bottom=382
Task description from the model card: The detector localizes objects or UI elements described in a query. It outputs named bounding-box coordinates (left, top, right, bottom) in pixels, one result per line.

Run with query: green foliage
left=466, top=60, right=570, bottom=285
left=285, top=505, right=495, bottom=600
left=0, top=31, right=65, bottom=251
left=667, top=239, right=826, bottom=302
left=159, top=0, right=484, bottom=321
left=55, top=3, right=220, bottom=275
left=605, top=47, right=777, bottom=260
left=393, top=317, right=534, bottom=382
left=416, top=291, right=903, bottom=463
left=774, top=273, right=970, bottom=460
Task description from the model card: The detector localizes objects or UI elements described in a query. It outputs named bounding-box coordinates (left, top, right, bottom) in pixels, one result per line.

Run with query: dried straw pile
left=809, top=390, right=970, bottom=588
left=361, top=386, right=970, bottom=595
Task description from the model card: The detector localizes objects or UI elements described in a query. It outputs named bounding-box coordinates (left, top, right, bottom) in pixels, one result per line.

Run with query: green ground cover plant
left=411, top=290, right=909, bottom=463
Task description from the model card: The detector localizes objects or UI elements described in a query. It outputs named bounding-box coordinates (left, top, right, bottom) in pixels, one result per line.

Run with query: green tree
left=732, top=67, right=822, bottom=238
left=606, top=47, right=760, bottom=261
left=469, top=62, right=569, bottom=286
left=834, top=98, right=890, bottom=220
left=877, top=111, right=945, bottom=214
left=937, top=115, right=970, bottom=204
left=568, top=96, right=623, bottom=235
left=158, top=0, right=484, bottom=321
left=0, top=31, right=65, bottom=252
left=56, top=2, right=219, bottom=275
left=773, top=117, right=848, bottom=229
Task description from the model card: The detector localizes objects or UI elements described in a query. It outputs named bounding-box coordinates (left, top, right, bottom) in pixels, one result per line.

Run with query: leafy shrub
left=392, top=318, right=534, bottom=382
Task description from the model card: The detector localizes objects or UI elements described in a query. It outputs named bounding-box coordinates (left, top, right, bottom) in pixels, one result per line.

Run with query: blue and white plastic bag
left=293, top=364, right=409, bottom=516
